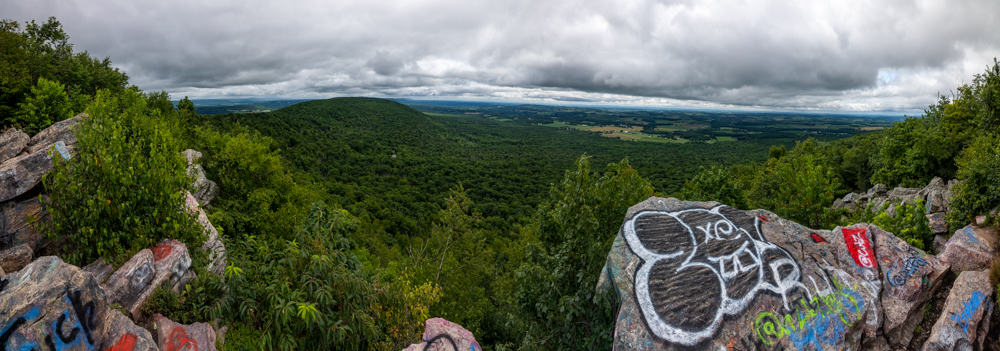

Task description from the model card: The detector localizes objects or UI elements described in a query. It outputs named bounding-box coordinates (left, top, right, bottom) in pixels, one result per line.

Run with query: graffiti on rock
left=886, top=254, right=928, bottom=287
left=130, top=263, right=154, bottom=291
left=423, top=334, right=458, bottom=351
left=106, top=333, right=137, bottom=351
left=950, top=291, right=986, bottom=334
left=753, top=280, right=865, bottom=350
left=165, top=327, right=198, bottom=351
left=842, top=227, right=876, bottom=269
left=622, top=205, right=822, bottom=345
left=810, top=233, right=827, bottom=244
left=153, top=244, right=173, bottom=262
left=963, top=227, right=982, bottom=245
left=1, top=306, right=41, bottom=350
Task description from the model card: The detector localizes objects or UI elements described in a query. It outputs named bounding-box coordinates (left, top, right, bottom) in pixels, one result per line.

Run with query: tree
left=15, top=77, right=70, bottom=134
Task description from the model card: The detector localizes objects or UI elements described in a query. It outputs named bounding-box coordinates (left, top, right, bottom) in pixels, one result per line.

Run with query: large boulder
left=598, top=197, right=957, bottom=350
left=922, top=270, right=995, bottom=351
left=185, top=191, right=226, bottom=276
left=100, top=309, right=159, bottom=351
left=872, top=226, right=949, bottom=347
left=0, top=128, right=28, bottom=164
left=0, top=243, right=32, bottom=273
left=939, top=225, right=998, bottom=273
left=0, top=195, right=48, bottom=252
left=0, top=141, right=68, bottom=203
left=83, top=258, right=113, bottom=285
left=401, top=318, right=481, bottom=351
left=151, top=314, right=216, bottom=351
left=103, top=240, right=192, bottom=318
left=26, top=113, right=82, bottom=155
left=0, top=256, right=109, bottom=351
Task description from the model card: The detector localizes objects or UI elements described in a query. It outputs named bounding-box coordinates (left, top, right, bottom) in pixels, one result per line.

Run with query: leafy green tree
left=842, top=201, right=933, bottom=250
left=15, top=77, right=71, bottom=134
left=43, top=88, right=201, bottom=266
left=747, top=140, right=842, bottom=228
left=515, top=156, right=653, bottom=350
left=145, top=90, right=175, bottom=115
left=949, top=133, right=1000, bottom=226
left=678, top=164, right=748, bottom=209
left=178, top=96, right=195, bottom=116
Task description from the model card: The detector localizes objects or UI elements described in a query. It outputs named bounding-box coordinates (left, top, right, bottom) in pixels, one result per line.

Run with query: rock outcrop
left=598, top=197, right=989, bottom=350
left=103, top=240, right=192, bottom=318
left=183, top=149, right=218, bottom=207
left=0, top=128, right=29, bottom=164
left=833, top=177, right=959, bottom=235
left=922, top=270, right=995, bottom=351
left=939, top=224, right=998, bottom=273
left=101, top=309, right=159, bottom=351
left=185, top=191, right=226, bottom=276
left=152, top=314, right=217, bottom=351
left=402, top=318, right=481, bottom=351
left=0, top=243, right=32, bottom=273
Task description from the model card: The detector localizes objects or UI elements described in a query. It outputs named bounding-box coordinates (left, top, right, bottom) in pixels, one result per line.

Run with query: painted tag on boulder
left=842, top=227, right=876, bottom=269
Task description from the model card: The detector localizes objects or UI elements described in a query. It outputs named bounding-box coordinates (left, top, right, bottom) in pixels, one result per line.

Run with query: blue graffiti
left=965, top=227, right=982, bottom=244
left=1, top=307, right=41, bottom=351
left=950, top=291, right=986, bottom=334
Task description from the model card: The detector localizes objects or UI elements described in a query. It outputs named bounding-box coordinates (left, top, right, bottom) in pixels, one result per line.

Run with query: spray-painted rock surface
left=401, top=318, right=482, bottom=351
left=598, top=197, right=954, bottom=350
left=922, top=270, right=995, bottom=351
left=152, top=314, right=216, bottom=351
left=0, top=256, right=110, bottom=350
left=103, top=240, right=192, bottom=318
left=939, top=225, right=998, bottom=273
left=102, top=309, right=159, bottom=351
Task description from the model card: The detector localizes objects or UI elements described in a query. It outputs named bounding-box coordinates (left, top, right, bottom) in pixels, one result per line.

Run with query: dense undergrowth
left=3, top=17, right=1000, bottom=351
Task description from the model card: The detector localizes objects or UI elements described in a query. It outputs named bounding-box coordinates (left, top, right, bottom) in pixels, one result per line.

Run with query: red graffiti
left=842, top=227, right=876, bottom=269
left=166, top=327, right=197, bottom=351
left=153, top=244, right=172, bottom=262
left=810, top=233, right=827, bottom=243
left=105, top=333, right=137, bottom=351
left=757, top=215, right=770, bottom=222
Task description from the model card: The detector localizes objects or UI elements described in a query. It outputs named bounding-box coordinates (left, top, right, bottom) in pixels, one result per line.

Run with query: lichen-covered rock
left=939, top=225, right=998, bottom=273
left=0, top=128, right=28, bottom=164
left=928, top=212, right=949, bottom=235
left=187, top=164, right=218, bottom=207
left=832, top=177, right=956, bottom=215
left=185, top=191, right=226, bottom=276
left=26, top=114, right=82, bottom=155
left=0, top=256, right=109, bottom=351
left=104, top=240, right=192, bottom=318
left=0, top=243, right=32, bottom=273
left=872, top=226, right=949, bottom=347
left=401, top=318, right=482, bottom=351
left=599, top=197, right=896, bottom=350
left=152, top=314, right=216, bottom=351
left=0, top=195, right=48, bottom=252
left=922, top=270, right=995, bottom=351
left=101, top=309, right=159, bottom=351
left=182, top=149, right=202, bottom=165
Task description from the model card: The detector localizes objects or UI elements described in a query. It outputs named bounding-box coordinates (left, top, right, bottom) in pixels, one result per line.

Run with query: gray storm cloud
left=2, top=0, right=998, bottom=112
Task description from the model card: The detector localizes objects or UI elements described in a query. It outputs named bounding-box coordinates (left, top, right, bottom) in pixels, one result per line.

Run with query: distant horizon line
left=180, top=96, right=914, bottom=118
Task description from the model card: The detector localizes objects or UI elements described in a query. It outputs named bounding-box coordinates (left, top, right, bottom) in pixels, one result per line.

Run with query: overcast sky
left=3, top=0, right=999, bottom=113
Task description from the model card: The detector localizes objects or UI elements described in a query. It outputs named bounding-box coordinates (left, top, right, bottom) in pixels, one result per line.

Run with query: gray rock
left=0, top=128, right=28, bottom=164
left=928, top=212, right=949, bottom=234
left=26, top=114, right=82, bottom=155
left=187, top=164, right=218, bottom=207
left=104, top=240, right=192, bottom=318
left=599, top=197, right=888, bottom=350
left=83, top=258, right=113, bottom=285
left=152, top=314, right=216, bottom=351
left=401, top=318, right=481, bottom=351
left=938, top=225, right=998, bottom=273
left=0, top=145, right=59, bottom=203
left=933, top=235, right=948, bottom=254
left=975, top=215, right=988, bottom=227
left=100, top=309, right=158, bottom=351
left=922, top=270, right=995, bottom=351
left=185, top=191, right=226, bottom=276
left=0, top=243, right=32, bottom=273
left=182, top=149, right=202, bottom=166
left=0, top=195, right=48, bottom=252
left=870, top=183, right=889, bottom=196
left=0, top=256, right=110, bottom=351
left=872, top=225, right=949, bottom=347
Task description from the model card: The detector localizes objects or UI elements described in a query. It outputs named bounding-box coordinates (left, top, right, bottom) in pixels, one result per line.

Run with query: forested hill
left=202, top=96, right=778, bottom=240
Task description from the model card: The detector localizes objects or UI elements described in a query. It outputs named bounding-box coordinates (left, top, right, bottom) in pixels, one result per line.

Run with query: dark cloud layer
left=3, top=0, right=998, bottom=112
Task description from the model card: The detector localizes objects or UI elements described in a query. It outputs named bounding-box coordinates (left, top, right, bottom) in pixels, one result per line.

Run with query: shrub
left=15, top=77, right=71, bottom=135
left=747, top=143, right=842, bottom=228
left=841, top=200, right=933, bottom=250
left=948, top=132, right=1000, bottom=227
left=678, top=164, right=748, bottom=209
left=43, top=88, right=202, bottom=266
